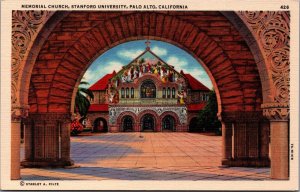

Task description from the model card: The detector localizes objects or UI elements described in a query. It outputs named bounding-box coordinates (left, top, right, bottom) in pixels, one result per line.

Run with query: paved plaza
left=21, top=133, right=270, bottom=180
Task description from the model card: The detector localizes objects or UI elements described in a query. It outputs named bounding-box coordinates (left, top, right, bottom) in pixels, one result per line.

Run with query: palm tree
left=75, top=81, right=94, bottom=118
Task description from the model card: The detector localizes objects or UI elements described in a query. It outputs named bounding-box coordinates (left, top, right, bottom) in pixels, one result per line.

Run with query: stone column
left=221, top=121, right=233, bottom=165
left=21, top=113, right=73, bottom=167
left=220, top=111, right=269, bottom=167
left=11, top=118, right=21, bottom=179
left=60, top=119, right=72, bottom=163
left=11, top=106, right=28, bottom=179
left=263, top=103, right=289, bottom=179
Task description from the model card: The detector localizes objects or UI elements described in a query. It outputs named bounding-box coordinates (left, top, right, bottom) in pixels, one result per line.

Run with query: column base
left=222, top=157, right=270, bottom=167
left=21, top=159, right=74, bottom=168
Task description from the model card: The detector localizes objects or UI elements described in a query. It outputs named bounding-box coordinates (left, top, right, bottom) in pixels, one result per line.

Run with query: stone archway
left=11, top=11, right=290, bottom=180
left=116, top=111, right=138, bottom=132
left=141, top=114, right=155, bottom=132
left=160, top=111, right=181, bottom=131
left=93, top=117, right=108, bottom=132
left=137, top=110, right=160, bottom=132
left=121, top=116, right=134, bottom=132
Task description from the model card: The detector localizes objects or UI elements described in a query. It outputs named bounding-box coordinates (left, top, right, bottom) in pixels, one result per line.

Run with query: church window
left=131, top=88, right=134, bottom=98
left=167, top=87, right=171, bottom=98
left=121, top=88, right=125, bottom=98
left=141, top=80, right=156, bottom=98
left=126, top=88, right=129, bottom=98
left=172, top=88, right=175, bottom=98
left=163, top=88, right=166, bottom=98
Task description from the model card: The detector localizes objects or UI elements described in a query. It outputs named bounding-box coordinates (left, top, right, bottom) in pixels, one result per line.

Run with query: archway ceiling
left=28, top=11, right=262, bottom=114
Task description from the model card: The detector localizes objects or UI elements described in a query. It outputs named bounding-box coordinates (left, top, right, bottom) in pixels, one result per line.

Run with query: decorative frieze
left=11, top=104, right=29, bottom=122
left=261, top=103, right=289, bottom=121
left=109, top=106, right=187, bottom=124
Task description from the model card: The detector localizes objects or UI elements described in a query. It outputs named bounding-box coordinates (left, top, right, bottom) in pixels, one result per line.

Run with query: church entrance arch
left=122, top=115, right=134, bottom=132
left=162, top=115, right=175, bottom=132
left=93, top=117, right=108, bottom=132
left=141, top=114, right=155, bottom=131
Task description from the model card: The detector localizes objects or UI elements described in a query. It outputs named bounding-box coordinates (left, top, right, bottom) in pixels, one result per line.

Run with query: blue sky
left=82, top=40, right=213, bottom=89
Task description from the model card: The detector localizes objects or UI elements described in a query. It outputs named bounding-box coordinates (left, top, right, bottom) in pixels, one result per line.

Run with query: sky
left=82, top=40, right=213, bottom=89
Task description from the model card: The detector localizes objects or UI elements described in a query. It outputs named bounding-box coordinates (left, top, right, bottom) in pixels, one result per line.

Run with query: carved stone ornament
left=238, top=11, right=290, bottom=105
left=109, top=106, right=187, bottom=124
left=11, top=11, right=51, bottom=107
left=11, top=104, right=29, bottom=122
left=261, top=103, right=289, bottom=121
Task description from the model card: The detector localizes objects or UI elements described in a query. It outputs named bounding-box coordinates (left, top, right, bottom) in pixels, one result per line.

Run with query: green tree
left=75, top=81, right=94, bottom=118
left=197, top=90, right=221, bottom=134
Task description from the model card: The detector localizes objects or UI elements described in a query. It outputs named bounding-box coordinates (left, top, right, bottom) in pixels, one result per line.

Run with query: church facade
left=87, top=45, right=210, bottom=132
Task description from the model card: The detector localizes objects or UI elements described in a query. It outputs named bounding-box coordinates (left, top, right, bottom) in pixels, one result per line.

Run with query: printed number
left=280, top=5, right=289, bottom=9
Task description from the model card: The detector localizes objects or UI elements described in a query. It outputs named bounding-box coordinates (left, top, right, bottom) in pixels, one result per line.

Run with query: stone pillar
left=21, top=113, right=73, bottom=167
left=220, top=111, right=269, bottom=167
left=262, top=103, right=289, bottom=179
left=11, top=106, right=28, bottom=180
left=60, top=120, right=72, bottom=163
left=11, top=118, right=21, bottom=179
left=221, top=121, right=233, bottom=165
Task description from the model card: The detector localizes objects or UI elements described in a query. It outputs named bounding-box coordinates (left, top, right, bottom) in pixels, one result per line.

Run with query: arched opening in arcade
left=162, top=115, right=175, bottom=132
left=141, top=114, right=155, bottom=132
left=93, top=117, right=108, bottom=132
left=122, top=115, right=134, bottom=132
left=12, top=11, right=290, bottom=180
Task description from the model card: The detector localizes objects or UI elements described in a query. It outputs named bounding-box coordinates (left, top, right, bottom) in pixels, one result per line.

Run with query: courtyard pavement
left=21, top=132, right=270, bottom=180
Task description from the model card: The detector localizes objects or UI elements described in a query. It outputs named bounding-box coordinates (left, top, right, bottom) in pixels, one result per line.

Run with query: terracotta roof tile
left=182, top=73, right=210, bottom=91
left=89, top=71, right=116, bottom=91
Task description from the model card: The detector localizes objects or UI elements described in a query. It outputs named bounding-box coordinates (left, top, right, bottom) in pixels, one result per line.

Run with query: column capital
left=11, top=104, right=29, bottom=123
left=261, top=103, right=289, bottom=122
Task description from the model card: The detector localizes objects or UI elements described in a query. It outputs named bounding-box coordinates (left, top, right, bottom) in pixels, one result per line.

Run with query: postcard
left=0, top=0, right=299, bottom=190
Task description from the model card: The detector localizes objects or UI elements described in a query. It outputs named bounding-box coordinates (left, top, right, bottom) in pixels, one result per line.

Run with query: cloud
left=82, top=60, right=124, bottom=86
left=166, top=56, right=188, bottom=69
left=117, top=49, right=144, bottom=59
left=151, top=46, right=168, bottom=56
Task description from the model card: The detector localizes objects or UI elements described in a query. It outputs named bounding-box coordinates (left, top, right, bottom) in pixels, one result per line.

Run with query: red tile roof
left=182, top=73, right=210, bottom=91
left=89, top=71, right=116, bottom=91
left=88, top=104, right=108, bottom=112
left=187, top=103, right=206, bottom=111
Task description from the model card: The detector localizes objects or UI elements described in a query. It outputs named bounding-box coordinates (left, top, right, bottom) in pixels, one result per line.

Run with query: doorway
left=141, top=114, right=155, bottom=131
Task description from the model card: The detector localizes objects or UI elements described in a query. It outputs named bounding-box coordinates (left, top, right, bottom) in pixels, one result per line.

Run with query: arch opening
left=93, top=117, right=108, bottom=132
left=16, top=11, right=280, bottom=179
left=122, top=115, right=134, bottom=132
left=141, top=114, right=155, bottom=132
left=162, top=115, right=175, bottom=132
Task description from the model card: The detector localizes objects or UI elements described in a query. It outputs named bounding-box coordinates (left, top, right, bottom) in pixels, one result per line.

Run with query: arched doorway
left=93, top=118, right=108, bottom=132
left=141, top=114, right=155, bottom=132
left=162, top=115, right=175, bottom=131
left=122, top=115, right=134, bottom=132
left=189, top=117, right=200, bottom=132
